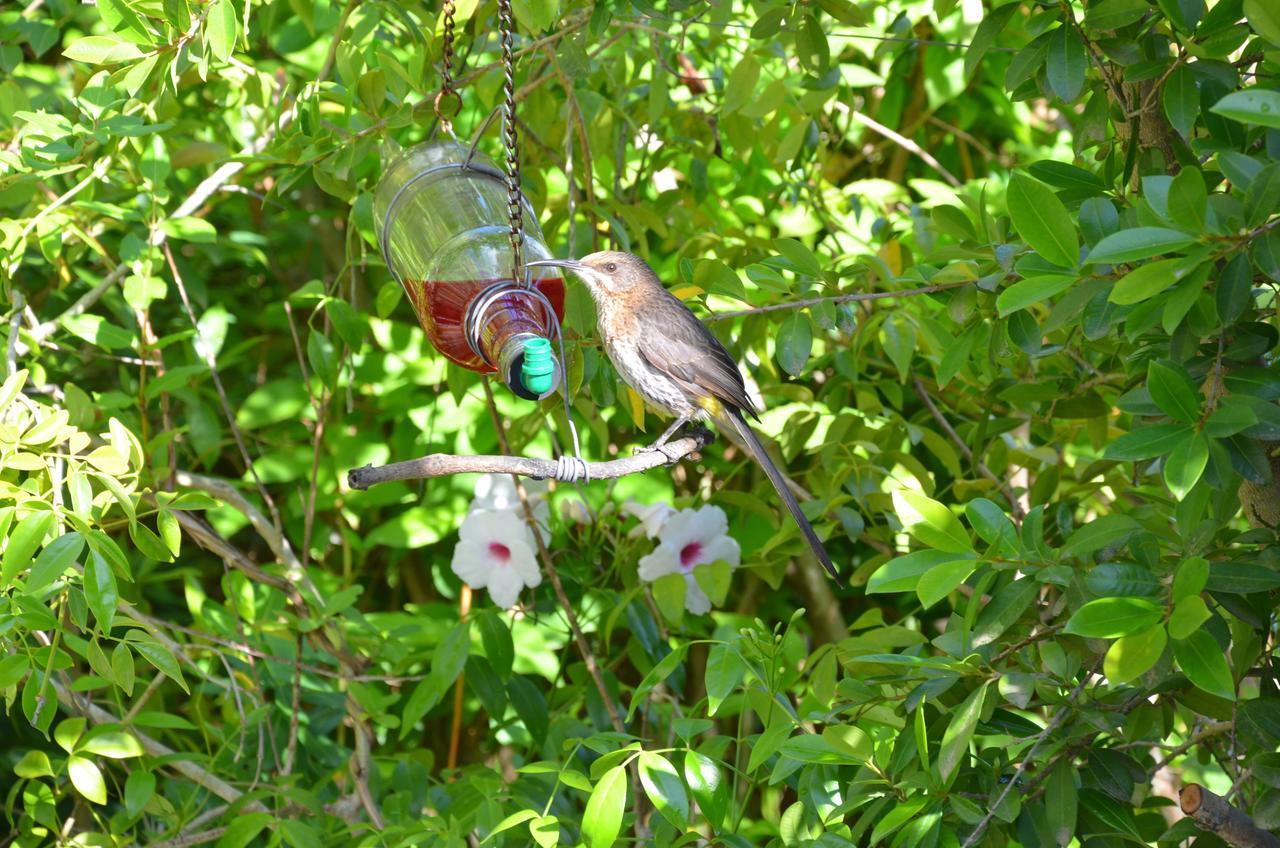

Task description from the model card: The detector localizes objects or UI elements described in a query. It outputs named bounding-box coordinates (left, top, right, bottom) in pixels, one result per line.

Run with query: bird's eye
left=604, top=262, right=617, bottom=273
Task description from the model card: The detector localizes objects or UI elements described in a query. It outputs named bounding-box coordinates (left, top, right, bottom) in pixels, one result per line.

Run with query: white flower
left=622, top=499, right=678, bottom=539
left=637, top=505, right=740, bottom=614
left=451, top=510, right=541, bottom=609
left=470, top=473, right=549, bottom=542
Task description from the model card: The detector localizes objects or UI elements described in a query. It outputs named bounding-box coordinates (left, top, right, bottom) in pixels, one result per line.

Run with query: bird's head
left=527, top=251, right=657, bottom=298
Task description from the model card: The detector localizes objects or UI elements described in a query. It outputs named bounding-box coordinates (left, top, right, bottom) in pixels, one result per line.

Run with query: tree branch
left=703, top=281, right=971, bottom=323
left=1181, top=784, right=1280, bottom=848
left=346, top=430, right=714, bottom=490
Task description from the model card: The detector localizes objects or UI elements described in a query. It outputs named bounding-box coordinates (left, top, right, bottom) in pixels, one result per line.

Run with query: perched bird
left=527, top=251, right=840, bottom=584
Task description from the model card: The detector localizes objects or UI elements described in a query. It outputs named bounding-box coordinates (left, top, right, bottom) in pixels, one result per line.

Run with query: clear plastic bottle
left=373, top=140, right=564, bottom=399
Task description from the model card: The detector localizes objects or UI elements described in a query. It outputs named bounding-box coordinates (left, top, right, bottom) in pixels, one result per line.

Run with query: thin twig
left=913, top=377, right=1026, bottom=519
left=847, top=110, right=961, bottom=187
left=481, top=379, right=627, bottom=734
left=960, top=672, right=1094, bottom=848
left=704, top=281, right=971, bottom=323
left=50, top=679, right=264, bottom=810
left=347, top=430, right=714, bottom=490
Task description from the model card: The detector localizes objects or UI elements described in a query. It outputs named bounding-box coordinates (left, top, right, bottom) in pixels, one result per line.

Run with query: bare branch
left=704, top=282, right=971, bottom=323
left=50, top=679, right=264, bottom=810
left=347, top=430, right=715, bottom=490
left=1181, top=784, right=1280, bottom=848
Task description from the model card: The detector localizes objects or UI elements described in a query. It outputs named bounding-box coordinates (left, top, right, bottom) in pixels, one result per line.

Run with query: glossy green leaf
left=582, top=765, right=627, bottom=848
left=1064, top=597, right=1165, bottom=638
left=1104, top=624, right=1167, bottom=684
left=1174, top=630, right=1236, bottom=699
left=1008, top=173, right=1079, bottom=268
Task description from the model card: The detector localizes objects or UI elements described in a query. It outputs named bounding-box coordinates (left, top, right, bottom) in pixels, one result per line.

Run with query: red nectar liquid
left=406, top=277, right=566, bottom=372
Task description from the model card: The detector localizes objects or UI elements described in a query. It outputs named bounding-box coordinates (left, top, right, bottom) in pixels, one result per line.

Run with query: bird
left=526, top=251, right=840, bottom=584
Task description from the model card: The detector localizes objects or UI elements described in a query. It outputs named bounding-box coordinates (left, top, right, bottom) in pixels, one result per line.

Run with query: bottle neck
left=464, top=282, right=560, bottom=399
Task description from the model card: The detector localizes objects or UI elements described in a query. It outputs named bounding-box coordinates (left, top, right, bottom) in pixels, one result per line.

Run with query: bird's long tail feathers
left=717, top=408, right=841, bottom=585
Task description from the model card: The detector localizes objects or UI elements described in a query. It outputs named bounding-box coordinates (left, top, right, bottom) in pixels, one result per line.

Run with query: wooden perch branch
left=1181, top=784, right=1280, bottom=848
left=346, top=430, right=715, bottom=490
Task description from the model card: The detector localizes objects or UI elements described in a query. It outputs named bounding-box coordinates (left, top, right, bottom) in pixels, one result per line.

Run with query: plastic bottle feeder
left=373, top=140, right=565, bottom=400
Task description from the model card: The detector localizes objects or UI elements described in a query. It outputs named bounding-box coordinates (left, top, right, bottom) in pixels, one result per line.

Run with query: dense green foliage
left=4, top=0, right=1280, bottom=845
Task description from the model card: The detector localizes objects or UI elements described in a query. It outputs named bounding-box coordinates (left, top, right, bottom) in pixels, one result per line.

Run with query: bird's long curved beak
left=527, top=258, right=585, bottom=273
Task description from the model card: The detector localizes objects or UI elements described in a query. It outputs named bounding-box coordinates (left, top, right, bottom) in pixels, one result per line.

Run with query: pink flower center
left=679, top=541, right=703, bottom=570
left=488, top=542, right=511, bottom=566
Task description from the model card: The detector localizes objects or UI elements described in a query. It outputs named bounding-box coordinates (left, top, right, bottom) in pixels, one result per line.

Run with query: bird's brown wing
left=636, top=296, right=760, bottom=419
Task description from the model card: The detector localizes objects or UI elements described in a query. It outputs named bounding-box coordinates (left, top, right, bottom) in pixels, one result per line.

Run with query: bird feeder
left=373, top=140, right=565, bottom=400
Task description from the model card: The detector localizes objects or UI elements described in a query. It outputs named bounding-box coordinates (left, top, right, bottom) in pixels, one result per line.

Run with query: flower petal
left=700, top=535, right=741, bottom=568
left=683, top=574, right=712, bottom=614
left=508, top=539, right=542, bottom=589
left=486, top=563, right=525, bottom=609
left=638, top=545, right=681, bottom=582
left=451, top=539, right=492, bottom=589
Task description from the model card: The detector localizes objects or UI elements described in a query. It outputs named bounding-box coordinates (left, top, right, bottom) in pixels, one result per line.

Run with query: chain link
left=433, top=0, right=461, bottom=135
left=496, top=0, right=525, bottom=286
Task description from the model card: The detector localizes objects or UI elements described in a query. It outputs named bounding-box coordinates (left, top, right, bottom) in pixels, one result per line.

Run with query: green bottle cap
left=521, top=337, right=556, bottom=396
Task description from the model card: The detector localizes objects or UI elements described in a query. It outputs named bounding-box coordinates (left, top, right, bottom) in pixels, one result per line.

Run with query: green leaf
left=774, top=238, right=822, bottom=277
left=867, top=550, right=971, bottom=594
left=124, top=769, right=154, bottom=819
left=775, top=312, right=813, bottom=377
left=1046, top=26, right=1086, bottom=102
left=1064, top=597, right=1165, bottom=638
left=1088, top=228, right=1199, bottom=264
left=511, top=0, right=558, bottom=32
left=84, top=549, right=120, bottom=633
left=14, top=750, right=53, bottom=779
left=206, top=0, right=236, bottom=61
left=127, top=630, right=189, bottom=693
left=652, top=572, right=686, bottom=627
left=1246, top=0, right=1280, bottom=45
left=628, top=645, right=688, bottom=721
left=638, top=752, right=689, bottom=830
left=917, top=560, right=978, bottom=609
left=723, top=53, right=760, bottom=114
left=1104, top=423, right=1193, bottom=460
left=1167, top=168, right=1207, bottom=232
left=81, top=730, right=144, bottom=758
left=1163, top=65, right=1199, bottom=139
left=1211, top=90, right=1280, bottom=130
left=1147, top=360, right=1202, bottom=423
left=1104, top=624, right=1167, bottom=684
left=1085, top=0, right=1152, bottom=29
left=965, top=498, right=1018, bottom=552
left=1207, top=562, right=1280, bottom=594
left=63, top=35, right=146, bottom=64
left=2, top=510, right=56, bottom=587
left=1173, top=630, right=1236, bottom=700
left=67, top=755, right=107, bottom=804
left=892, top=489, right=973, bottom=554
left=1045, top=760, right=1079, bottom=845
left=938, top=682, right=988, bottom=782
left=582, top=765, right=627, bottom=848
left=216, top=813, right=273, bottom=848
left=0, top=653, right=29, bottom=690
left=1173, top=556, right=1209, bottom=601
left=477, top=612, right=514, bottom=681
left=705, top=643, right=744, bottom=717
left=996, top=275, right=1076, bottom=316
left=1008, top=173, right=1079, bottom=268
left=1164, top=432, right=1209, bottom=499
left=1168, top=595, right=1211, bottom=639
left=965, top=3, right=1019, bottom=79
left=684, top=751, right=729, bottom=830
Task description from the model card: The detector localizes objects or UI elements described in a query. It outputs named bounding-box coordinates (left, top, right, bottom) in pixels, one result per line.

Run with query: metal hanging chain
left=496, top=0, right=526, bottom=286
left=433, top=0, right=462, bottom=137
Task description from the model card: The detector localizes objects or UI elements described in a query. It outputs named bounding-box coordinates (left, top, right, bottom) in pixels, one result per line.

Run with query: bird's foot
left=632, top=441, right=681, bottom=463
